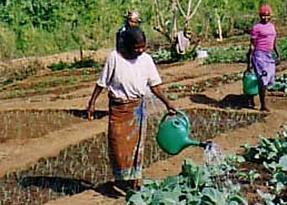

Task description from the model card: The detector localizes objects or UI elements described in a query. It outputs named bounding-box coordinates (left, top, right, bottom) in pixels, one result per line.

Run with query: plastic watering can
left=156, top=111, right=210, bottom=155
left=242, top=71, right=259, bottom=95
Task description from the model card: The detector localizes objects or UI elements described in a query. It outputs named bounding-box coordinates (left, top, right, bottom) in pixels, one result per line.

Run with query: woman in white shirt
left=87, top=28, right=176, bottom=192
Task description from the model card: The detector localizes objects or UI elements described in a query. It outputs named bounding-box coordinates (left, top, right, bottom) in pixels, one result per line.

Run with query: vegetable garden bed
left=0, top=109, right=85, bottom=143
left=127, top=126, right=287, bottom=205
left=165, top=72, right=243, bottom=100
left=238, top=127, right=287, bottom=204
left=165, top=66, right=287, bottom=101
left=0, top=108, right=266, bottom=204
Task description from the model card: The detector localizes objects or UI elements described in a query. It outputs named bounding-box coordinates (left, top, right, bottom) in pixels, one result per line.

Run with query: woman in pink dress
left=246, top=4, right=280, bottom=112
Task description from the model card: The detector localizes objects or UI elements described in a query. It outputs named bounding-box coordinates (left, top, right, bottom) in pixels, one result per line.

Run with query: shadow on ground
left=18, top=176, right=94, bottom=195
left=93, top=181, right=127, bottom=199
left=19, top=176, right=125, bottom=199
left=66, top=109, right=109, bottom=120
left=190, top=94, right=254, bottom=110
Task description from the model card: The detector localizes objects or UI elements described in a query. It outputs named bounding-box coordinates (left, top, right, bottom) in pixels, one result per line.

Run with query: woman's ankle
left=129, top=179, right=141, bottom=191
left=260, top=106, right=270, bottom=112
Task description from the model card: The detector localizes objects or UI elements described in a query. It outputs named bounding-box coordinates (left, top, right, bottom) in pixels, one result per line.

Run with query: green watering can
left=242, top=71, right=259, bottom=96
left=156, top=111, right=210, bottom=155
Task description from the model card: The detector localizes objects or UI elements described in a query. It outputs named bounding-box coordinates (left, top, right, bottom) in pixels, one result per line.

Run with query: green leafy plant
left=237, top=170, right=260, bottom=185
left=126, top=159, right=247, bottom=205
left=168, top=83, right=185, bottom=90
left=204, top=46, right=247, bottom=64
left=242, top=136, right=287, bottom=165
left=48, top=58, right=100, bottom=71
left=151, top=49, right=172, bottom=63
left=257, top=190, right=276, bottom=205
left=241, top=126, right=287, bottom=203
left=48, top=61, right=69, bottom=71
left=201, top=187, right=248, bottom=205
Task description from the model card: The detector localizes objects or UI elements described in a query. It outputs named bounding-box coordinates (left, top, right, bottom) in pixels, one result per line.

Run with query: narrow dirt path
left=44, top=190, right=124, bottom=205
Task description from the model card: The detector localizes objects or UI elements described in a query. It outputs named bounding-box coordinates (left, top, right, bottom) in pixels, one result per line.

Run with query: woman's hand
left=275, top=55, right=280, bottom=66
left=245, top=66, right=252, bottom=73
left=245, top=62, right=254, bottom=73
left=87, top=104, right=95, bottom=121
left=166, top=102, right=177, bottom=115
left=86, top=85, right=104, bottom=121
left=150, top=85, right=177, bottom=115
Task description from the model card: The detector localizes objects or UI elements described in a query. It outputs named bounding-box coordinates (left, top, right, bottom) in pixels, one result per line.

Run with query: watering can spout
left=198, top=140, right=213, bottom=151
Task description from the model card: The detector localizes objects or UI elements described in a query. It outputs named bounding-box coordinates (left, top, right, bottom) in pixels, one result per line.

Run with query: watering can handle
left=244, top=70, right=267, bottom=78
left=244, top=70, right=254, bottom=75
left=160, top=110, right=190, bottom=127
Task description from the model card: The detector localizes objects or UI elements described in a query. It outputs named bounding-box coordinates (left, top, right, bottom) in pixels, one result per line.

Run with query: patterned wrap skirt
left=252, top=50, right=276, bottom=87
left=108, top=98, right=147, bottom=180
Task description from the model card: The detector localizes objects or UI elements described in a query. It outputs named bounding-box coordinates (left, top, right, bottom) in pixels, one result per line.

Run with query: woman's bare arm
left=150, top=84, right=176, bottom=114
left=87, top=84, right=104, bottom=120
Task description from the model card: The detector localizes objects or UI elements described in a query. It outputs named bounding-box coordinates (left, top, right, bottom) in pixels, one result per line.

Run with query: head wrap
left=259, top=4, right=272, bottom=16
left=127, top=10, right=141, bottom=22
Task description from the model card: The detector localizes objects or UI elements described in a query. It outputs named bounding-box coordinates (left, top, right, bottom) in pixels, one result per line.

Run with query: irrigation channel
left=0, top=107, right=267, bottom=204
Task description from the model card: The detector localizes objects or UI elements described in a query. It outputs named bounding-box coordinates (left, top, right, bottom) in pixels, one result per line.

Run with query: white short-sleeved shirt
left=97, top=50, right=162, bottom=100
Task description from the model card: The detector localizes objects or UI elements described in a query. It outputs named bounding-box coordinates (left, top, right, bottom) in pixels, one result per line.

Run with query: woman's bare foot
left=113, top=179, right=141, bottom=195
left=129, top=179, right=141, bottom=191
left=250, top=101, right=255, bottom=108
left=247, top=104, right=256, bottom=109
left=260, top=107, right=270, bottom=112
left=112, top=180, right=129, bottom=196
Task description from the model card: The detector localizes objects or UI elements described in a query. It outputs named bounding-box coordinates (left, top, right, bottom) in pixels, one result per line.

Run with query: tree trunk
left=80, top=45, right=83, bottom=62
left=171, top=0, right=178, bottom=41
left=215, top=9, right=223, bottom=41
left=204, top=14, right=210, bottom=40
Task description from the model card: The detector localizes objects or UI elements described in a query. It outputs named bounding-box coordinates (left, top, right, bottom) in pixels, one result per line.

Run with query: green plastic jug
left=242, top=71, right=259, bottom=95
left=156, top=111, right=207, bottom=155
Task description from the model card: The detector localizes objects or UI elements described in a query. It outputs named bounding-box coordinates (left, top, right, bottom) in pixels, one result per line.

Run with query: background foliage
left=0, top=0, right=285, bottom=59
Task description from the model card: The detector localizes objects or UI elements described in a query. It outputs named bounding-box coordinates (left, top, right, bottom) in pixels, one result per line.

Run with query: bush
left=0, top=24, right=17, bottom=59
left=48, top=58, right=101, bottom=71
left=204, top=46, right=248, bottom=64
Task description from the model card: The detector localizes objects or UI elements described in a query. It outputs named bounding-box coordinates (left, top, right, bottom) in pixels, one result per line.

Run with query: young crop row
left=0, top=132, right=111, bottom=205
left=166, top=64, right=287, bottom=101
left=0, top=110, right=84, bottom=143
left=187, top=108, right=267, bottom=140
left=268, top=73, right=287, bottom=94
left=0, top=71, right=96, bottom=100
left=151, top=37, right=287, bottom=65
left=203, top=37, right=287, bottom=65
left=0, top=108, right=266, bottom=204
left=166, top=72, right=244, bottom=100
